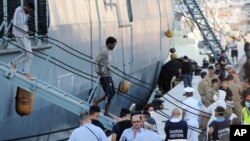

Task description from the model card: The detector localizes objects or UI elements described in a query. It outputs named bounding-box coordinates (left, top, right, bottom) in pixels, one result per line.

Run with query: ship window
left=6, top=0, right=22, bottom=36
left=26, top=0, right=36, bottom=34
left=126, top=0, right=133, bottom=22
left=37, top=0, right=48, bottom=35
left=0, top=0, right=3, bottom=37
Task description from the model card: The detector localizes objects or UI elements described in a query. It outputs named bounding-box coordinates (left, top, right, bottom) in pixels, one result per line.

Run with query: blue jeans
left=182, top=74, right=192, bottom=88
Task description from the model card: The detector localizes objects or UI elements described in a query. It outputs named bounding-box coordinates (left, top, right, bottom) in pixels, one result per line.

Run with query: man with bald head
left=69, top=111, right=107, bottom=141
left=164, top=108, right=188, bottom=141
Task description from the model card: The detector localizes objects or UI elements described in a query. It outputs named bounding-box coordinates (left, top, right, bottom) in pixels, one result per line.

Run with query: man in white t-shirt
left=182, top=87, right=202, bottom=141
left=229, top=37, right=238, bottom=66
left=119, top=114, right=144, bottom=141
left=134, top=117, right=162, bottom=141
left=69, top=111, right=108, bottom=141
left=9, top=3, right=35, bottom=78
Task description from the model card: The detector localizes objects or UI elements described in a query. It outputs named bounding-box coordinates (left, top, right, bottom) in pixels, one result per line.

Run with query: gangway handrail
left=0, top=62, right=115, bottom=130
left=183, top=0, right=231, bottom=64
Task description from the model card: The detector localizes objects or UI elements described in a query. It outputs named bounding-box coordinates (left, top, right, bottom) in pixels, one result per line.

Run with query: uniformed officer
left=165, top=108, right=188, bottom=141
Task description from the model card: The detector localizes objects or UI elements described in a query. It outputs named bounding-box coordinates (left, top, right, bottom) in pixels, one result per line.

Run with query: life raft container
left=119, top=79, right=131, bottom=93
left=15, top=87, right=34, bottom=116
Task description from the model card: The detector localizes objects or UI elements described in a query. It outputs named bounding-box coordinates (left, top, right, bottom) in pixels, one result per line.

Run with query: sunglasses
left=132, top=120, right=140, bottom=123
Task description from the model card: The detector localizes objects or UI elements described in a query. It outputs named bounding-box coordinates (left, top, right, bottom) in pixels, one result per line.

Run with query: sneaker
left=8, top=62, right=16, bottom=72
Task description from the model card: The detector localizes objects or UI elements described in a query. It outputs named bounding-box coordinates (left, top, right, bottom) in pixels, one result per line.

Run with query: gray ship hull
left=0, top=0, right=174, bottom=140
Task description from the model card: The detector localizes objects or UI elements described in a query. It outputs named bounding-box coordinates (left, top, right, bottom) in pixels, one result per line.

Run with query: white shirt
left=230, top=40, right=238, bottom=50
left=119, top=127, right=144, bottom=141
left=69, top=123, right=108, bottom=141
left=93, top=47, right=112, bottom=76
left=182, top=97, right=202, bottom=121
left=134, top=130, right=162, bottom=141
left=12, top=6, right=29, bottom=37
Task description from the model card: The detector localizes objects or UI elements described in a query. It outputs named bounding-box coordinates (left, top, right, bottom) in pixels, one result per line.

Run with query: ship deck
left=152, top=37, right=246, bottom=140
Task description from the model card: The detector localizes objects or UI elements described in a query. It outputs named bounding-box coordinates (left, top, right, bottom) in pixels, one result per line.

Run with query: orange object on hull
left=15, top=87, right=34, bottom=116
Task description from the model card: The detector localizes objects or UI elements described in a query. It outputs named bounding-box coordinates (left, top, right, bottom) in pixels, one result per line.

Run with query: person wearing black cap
left=111, top=108, right=132, bottom=141
left=208, top=106, right=230, bottom=141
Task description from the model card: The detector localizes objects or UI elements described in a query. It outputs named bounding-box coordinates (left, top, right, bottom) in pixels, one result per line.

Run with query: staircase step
left=182, top=0, right=231, bottom=64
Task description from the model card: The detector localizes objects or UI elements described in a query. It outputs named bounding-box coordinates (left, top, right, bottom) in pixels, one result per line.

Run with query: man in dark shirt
left=111, top=108, right=132, bottom=141
left=219, top=78, right=233, bottom=102
left=208, top=106, right=230, bottom=141
left=244, top=38, right=250, bottom=58
left=181, top=56, right=192, bottom=87
left=89, top=105, right=105, bottom=131
left=241, top=77, right=250, bottom=107
left=164, top=108, right=188, bottom=141
left=158, top=53, right=181, bottom=94
left=218, top=50, right=227, bottom=80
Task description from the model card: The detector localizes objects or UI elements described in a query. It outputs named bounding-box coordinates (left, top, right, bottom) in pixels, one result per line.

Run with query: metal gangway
left=183, top=0, right=230, bottom=63
left=0, top=62, right=115, bottom=130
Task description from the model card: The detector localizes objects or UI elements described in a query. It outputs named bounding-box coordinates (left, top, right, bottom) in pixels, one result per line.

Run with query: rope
left=162, top=96, right=210, bottom=118
left=2, top=16, right=155, bottom=90
left=2, top=16, right=153, bottom=86
left=2, top=34, right=212, bottom=119
left=165, top=92, right=211, bottom=115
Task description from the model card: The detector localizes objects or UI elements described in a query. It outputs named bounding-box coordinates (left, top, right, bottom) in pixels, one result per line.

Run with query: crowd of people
left=9, top=1, right=250, bottom=141
left=69, top=104, right=165, bottom=141
left=69, top=44, right=250, bottom=141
